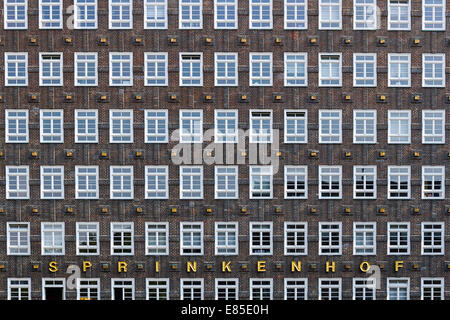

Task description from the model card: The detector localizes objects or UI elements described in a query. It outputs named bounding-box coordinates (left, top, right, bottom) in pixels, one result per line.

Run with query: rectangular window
left=41, top=222, right=65, bottom=255
left=215, top=166, right=238, bottom=199
left=284, top=0, right=307, bottom=29
left=422, top=166, right=445, bottom=199
left=284, top=222, right=307, bottom=255
left=388, top=0, right=410, bottom=30
left=421, top=278, right=444, bottom=300
left=180, top=53, right=203, bottom=86
left=145, top=222, right=169, bottom=255
left=7, top=223, right=30, bottom=255
left=388, top=166, right=411, bottom=199
left=215, top=110, right=238, bottom=143
left=250, top=279, right=273, bottom=300
left=77, top=279, right=100, bottom=300
left=388, top=110, right=411, bottom=144
left=6, top=166, right=29, bottom=199
left=74, top=52, right=98, bottom=86
left=110, top=166, right=134, bottom=199
left=109, top=0, right=132, bottom=29
left=319, top=110, right=342, bottom=143
left=39, top=0, right=62, bottom=29
left=353, top=222, right=376, bottom=255
left=422, top=54, right=445, bottom=87
left=319, top=279, right=342, bottom=300
left=215, top=0, right=237, bottom=29
left=422, top=110, right=445, bottom=144
left=144, top=53, right=168, bottom=86
left=40, top=166, right=64, bottom=199
left=215, top=279, right=238, bottom=300
left=250, top=0, right=272, bottom=29
left=249, top=53, right=273, bottom=86
left=74, top=0, right=97, bottom=29
left=75, top=166, right=99, bottom=199
left=40, top=109, right=64, bottom=143
left=145, top=110, right=168, bottom=143
left=180, top=279, right=204, bottom=300
left=353, top=0, right=377, bottom=29
left=180, top=166, right=203, bottom=199
left=179, top=0, right=202, bottom=29
left=353, top=278, right=376, bottom=300
left=387, top=278, right=409, bottom=300
left=42, top=279, right=65, bottom=300
left=8, top=278, right=31, bottom=300
left=180, top=222, right=204, bottom=255
left=319, top=53, right=342, bottom=86
left=319, top=222, right=342, bottom=255
left=5, top=53, right=28, bottom=86
left=109, top=110, right=133, bottom=143
left=250, top=110, right=272, bottom=143
left=422, top=0, right=445, bottom=30
left=5, top=109, right=28, bottom=143
left=215, top=222, right=238, bottom=255
left=353, top=109, right=377, bottom=144
left=215, top=53, right=238, bottom=86
left=111, top=222, right=134, bottom=255
left=76, top=222, right=99, bottom=255
left=284, top=279, right=307, bottom=300
left=250, top=222, right=273, bottom=255
left=75, top=110, right=98, bottom=143
left=4, top=0, right=27, bottom=29
left=250, top=166, right=273, bottom=199
left=145, top=166, right=169, bottom=199
left=180, top=110, right=203, bottom=143
left=353, top=53, right=376, bottom=86
left=109, top=53, right=133, bottom=86
left=353, top=166, right=376, bottom=199
left=144, top=0, right=167, bottom=29
left=388, top=53, right=411, bottom=87
left=39, top=53, right=63, bottom=86
left=388, top=222, right=410, bottom=255
left=284, top=53, right=308, bottom=86
left=146, top=279, right=169, bottom=300
left=421, top=222, right=444, bottom=255
left=284, top=166, right=307, bottom=199
left=319, top=0, right=342, bottom=29
left=112, top=279, right=134, bottom=300
left=284, top=110, right=307, bottom=143
left=319, top=166, right=342, bottom=199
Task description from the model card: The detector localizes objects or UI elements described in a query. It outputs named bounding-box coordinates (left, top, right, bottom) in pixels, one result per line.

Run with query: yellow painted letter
left=187, top=261, right=197, bottom=273
left=118, top=261, right=128, bottom=272
left=222, top=261, right=231, bottom=272
left=257, top=261, right=266, bottom=272
left=155, top=261, right=160, bottom=273
left=360, top=261, right=370, bottom=273
left=82, top=261, right=92, bottom=272
left=395, top=260, right=404, bottom=272
left=291, top=261, right=302, bottom=272
left=325, top=261, right=335, bottom=273
left=49, top=261, right=58, bottom=273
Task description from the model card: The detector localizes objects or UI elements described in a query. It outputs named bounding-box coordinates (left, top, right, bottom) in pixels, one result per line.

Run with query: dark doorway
left=114, top=288, right=124, bottom=300
left=45, top=287, right=63, bottom=300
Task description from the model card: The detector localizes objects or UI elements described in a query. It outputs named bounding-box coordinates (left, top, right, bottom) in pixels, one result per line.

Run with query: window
left=319, top=222, right=342, bottom=255
left=250, top=279, right=273, bottom=300
left=353, top=53, right=376, bottom=86
left=75, top=110, right=98, bottom=143
left=215, top=166, right=238, bottom=199
left=180, top=166, right=203, bottom=199
left=214, top=0, right=237, bottom=29
left=145, top=110, right=168, bottom=143
left=388, top=54, right=411, bottom=87
left=422, top=0, right=445, bottom=30
left=180, top=53, right=203, bottom=86
left=77, top=279, right=100, bottom=300
left=284, top=222, right=307, bottom=255
left=74, top=52, right=98, bottom=86
left=109, top=110, right=133, bottom=143
left=39, top=53, right=63, bottom=86
left=144, top=0, right=167, bottom=29
left=109, top=0, right=132, bottom=29
left=284, top=279, right=307, bottom=300
left=76, top=222, right=99, bottom=255
left=8, top=278, right=31, bottom=300
left=353, top=278, right=376, bottom=300
left=319, top=166, right=342, bottom=199
left=421, top=278, right=444, bottom=300
left=179, top=0, right=202, bottom=29
left=353, top=110, right=377, bottom=144
left=180, top=279, right=204, bottom=300
left=39, top=0, right=62, bottom=28
left=75, top=166, right=99, bottom=199
left=111, top=222, right=134, bottom=255
left=353, top=0, right=377, bottom=29
left=249, top=53, right=273, bottom=86
left=422, top=54, right=445, bottom=87
left=5, top=110, right=28, bottom=143
left=422, top=110, right=445, bottom=144
left=319, top=0, right=341, bottom=29
left=40, top=166, right=64, bottom=199
left=250, top=110, right=272, bottom=143
left=40, top=109, right=64, bottom=143
left=388, top=110, right=411, bottom=144
left=109, top=53, right=133, bottom=86
left=145, top=166, right=169, bottom=199
left=319, top=110, right=342, bottom=143
left=4, top=0, right=27, bottom=29
left=215, top=110, right=238, bottom=143
left=422, top=166, right=445, bottom=199
left=144, top=53, right=168, bottom=86
left=146, top=279, right=169, bottom=300
left=112, top=279, right=134, bottom=300
left=387, top=222, right=410, bottom=255
left=215, top=53, right=238, bottom=86
left=180, top=110, right=203, bottom=143
left=388, top=166, right=411, bottom=199
left=353, top=222, right=376, bottom=255
left=284, top=0, right=307, bottom=29
left=7, top=223, right=30, bottom=255
left=284, top=53, right=308, bottom=86
left=250, top=0, right=272, bottom=29
left=421, top=222, right=444, bottom=255
left=387, top=278, right=409, bottom=300
left=319, top=54, right=342, bottom=86
left=215, top=279, right=238, bottom=300
left=284, top=110, right=307, bottom=143
left=250, top=222, right=273, bottom=255
left=180, top=222, right=204, bottom=255
left=5, top=53, right=28, bottom=86
left=284, top=166, right=307, bottom=199
left=6, top=166, right=29, bottom=199
left=353, top=166, right=377, bottom=199
left=319, top=279, right=342, bottom=300
left=145, top=222, right=169, bottom=255
left=42, top=279, right=65, bottom=300
left=388, top=0, right=410, bottom=30
left=41, top=222, right=65, bottom=255
left=250, top=166, right=273, bottom=199
left=74, top=0, right=97, bottom=29
left=110, top=166, right=134, bottom=199
left=215, top=222, right=238, bottom=255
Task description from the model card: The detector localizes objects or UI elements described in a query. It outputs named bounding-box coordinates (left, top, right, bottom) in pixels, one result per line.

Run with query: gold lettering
left=325, top=261, right=335, bottom=273
left=187, top=261, right=197, bottom=273
left=257, top=261, right=266, bottom=272
left=222, top=261, right=231, bottom=272
left=49, top=261, right=58, bottom=273
left=291, top=261, right=302, bottom=272
left=155, top=261, right=160, bottom=273
left=395, top=260, right=404, bottom=272
left=118, top=261, right=128, bottom=272
left=360, top=261, right=370, bottom=273
left=82, top=261, right=92, bottom=272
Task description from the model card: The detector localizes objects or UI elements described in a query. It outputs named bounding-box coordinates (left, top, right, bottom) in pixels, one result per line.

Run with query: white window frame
left=8, top=278, right=31, bottom=300
left=4, top=0, right=27, bottom=29
left=146, top=278, right=170, bottom=300
left=215, top=278, right=239, bottom=300
left=387, top=222, right=410, bottom=255
left=353, top=222, right=376, bottom=255
left=109, top=109, right=133, bottom=143
left=40, top=109, right=64, bottom=143
left=40, top=166, right=64, bottom=199
left=7, top=222, right=30, bottom=255
left=39, top=0, right=63, bottom=29
left=319, top=109, right=342, bottom=143
left=249, top=166, right=273, bottom=199
left=422, top=166, right=445, bottom=199
left=180, top=166, right=203, bottom=199
left=319, top=222, right=342, bottom=255
left=422, top=109, right=445, bottom=144
left=214, top=109, right=238, bottom=143
left=145, top=109, right=169, bottom=143
left=250, top=110, right=273, bottom=143
left=144, top=52, right=168, bottom=86
left=388, top=0, right=411, bottom=30
left=214, top=0, right=238, bottom=29
left=180, top=222, right=204, bottom=255
left=180, top=279, right=204, bottom=300
left=145, top=222, right=169, bottom=255
left=284, top=278, right=308, bottom=300
left=284, top=166, right=308, bottom=199
left=319, top=166, right=342, bottom=199
left=39, top=52, right=63, bottom=86
left=179, top=0, right=203, bottom=29
left=6, top=166, right=29, bottom=200
left=249, top=279, right=273, bottom=300
left=353, top=165, right=377, bottom=199
left=109, top=52, right=133, bottom=86
left=74, top=52, right=98, bottom=86
left=110, top=166, right=134, bottom=199
left=319, top=0, right=342, bottom=30
left=215, top=166, right=239, bottom=199
left=284, top=0, right=308, bottom=29
left=422, top=0, right=445, bottom=31
left=77, top=278, right=100, bottom=300
left=179, top=109, right=203, bottom=143
left=421, top=278, right=444, bottom=300
left=387, top=166, right=411, bottom=199
left=144, top=0, right=168, bottom=29
left=353, top=109, right=377, bottom=144
left=422, top=54, right=445, bottom=87
left=388, top=53, right=411, bottom=87
left=75, top=166, right=99, bottom=199
left=284, top=53, right=308, bottom=86
left=179, top=53, right=203, bottom=86
left=5, top=52, right=28, bottom=86
left=249, top=222, right=273, bottom=255
left=284, top=222, right=308, bottom=255
left=319, top=53, right=342, bottom=86
left=76, top=222, right=100, bottom=255
left=387, top=278, right=410, bottom=300
left=145, top=166, right=169, bottom=199
left=249, top=0, right=273, bottom=30
left=353, top=53, right=377, bottom=87
left=41, top=222, right=65, bottom=255
left=109, top=0, right=132, bottom=29
left=319, top=278, right=342, bottom=300
left=75, top=109, right=98, bottom=143
left=353, top=0, right=377, bottom=30
left=388, top=110, right=411, bottom=144
left=5, top=109, right=29, bottom=143
left=214, top=53, right=238, bottom=86
left=74, top=0, right=98, bottom=29
left=421, top=222, right=444, bottom=255
left=249, top=53, right=273, bottom=86
left=111, top=279, right=135, bottom=300
left=110, top=222, right=134, bottom=256
left=284, top=109, right=307, bottom=143
left=353, top=278, right=376, bottom=300
left=215, top=222, right=239, bottom=255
